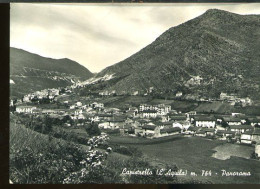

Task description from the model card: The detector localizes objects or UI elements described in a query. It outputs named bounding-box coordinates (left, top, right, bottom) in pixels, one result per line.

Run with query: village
left=9, top=85, right=260, bottom=160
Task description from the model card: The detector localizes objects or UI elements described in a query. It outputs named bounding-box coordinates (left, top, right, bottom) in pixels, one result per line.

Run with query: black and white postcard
left=9, top=2, right=260, bottom=184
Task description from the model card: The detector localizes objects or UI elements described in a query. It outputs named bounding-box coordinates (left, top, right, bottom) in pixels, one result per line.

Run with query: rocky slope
left=92, top=9, right=260, bottom=99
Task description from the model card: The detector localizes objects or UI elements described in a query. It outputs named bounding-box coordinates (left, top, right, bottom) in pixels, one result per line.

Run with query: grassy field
left=212, top=143, right=254, bottom=160
left=109, top=135, right=260, bottom=184
left=109, top=134, right=184, bottom=145
left=195, top=101, right=260, bottom=115
left=100, top=96, right=152, bottom=108
left=195, top=101, right=234, bottom=114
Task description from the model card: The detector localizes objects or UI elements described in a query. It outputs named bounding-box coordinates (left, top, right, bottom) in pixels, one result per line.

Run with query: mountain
left=10, top=47, right=93, bottom=98
left=88, top=9, right=260, bottom=100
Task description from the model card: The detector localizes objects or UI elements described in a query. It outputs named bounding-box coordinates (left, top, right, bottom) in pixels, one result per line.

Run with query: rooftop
left=194, top=116, right=216, bottom=121
left=142, top=125, right=157, bottom=130
left=223, top=117, right=241, bottom=122
left=229, top=125, right=252, bottom=130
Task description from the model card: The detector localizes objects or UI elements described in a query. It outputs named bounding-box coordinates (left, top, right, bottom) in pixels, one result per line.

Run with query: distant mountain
left=10, top=47, right=93, bottom=98
left=91, top=9, right=260, bottom=100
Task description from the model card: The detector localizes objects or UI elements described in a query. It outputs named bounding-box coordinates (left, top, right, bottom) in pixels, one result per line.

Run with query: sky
left=10, top=3, right=260, bottom=73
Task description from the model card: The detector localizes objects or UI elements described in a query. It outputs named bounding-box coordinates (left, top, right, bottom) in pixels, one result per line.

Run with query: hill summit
left=90, top=9, right=260, bottom=100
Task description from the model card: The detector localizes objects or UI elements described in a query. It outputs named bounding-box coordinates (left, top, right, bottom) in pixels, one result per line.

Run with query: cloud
left=10, top=3, right=260, bottom=73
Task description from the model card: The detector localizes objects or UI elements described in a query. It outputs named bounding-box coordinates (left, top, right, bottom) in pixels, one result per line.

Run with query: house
left=185, top=111, right=197, bottom=119
left=223, top=117, right=241, bottom=126
left=158, top=127, right=181, bottom=138
left=134, top=126, right=143, bottom=136
left=195, top=130, right=207, bottom=137
left=76, top=102, right=83, bottom=107
left=235, top=114, right=248, bottom=124
left=214, top=115, right=224, bottom=124
left=216, top=130, right=235, bottom=140
left=241, top=130, right=254, bottom=144
left=89, top=115, right=100, bottom=122
left=201, top=128, right=215, bottom=136
left=91, top=102, right=104, bottom=109
left=172, top=120, right=190, bottom=130
left=154, top=121, right=171, bottom=127
left=252, top=129, right=260, bottom=143
left=78, top=114, right=85, bottom=120
left=220, top=92, right=237, bottom=101
left=97, top=114, right=113, bottom=121
left=170, top=115, right=187, bottom=122
left=142, top=125, right=160, bottom=138
left=157, top=104, right=171, bottom=115
left=16, top=106, right=36, bottom=114
left=32, top=109, right=42, bottom=114
left=248, top=117, right=260, bottom=127
left=23, top=96, right=30, bottom=102
left=161, top=115, right=170, bottom=122
left=120, top=124, right=134, bottom=135
left=176, top=91, right=183, bottom=97
left=106, top=117, right=125, bottom=129
left=166, top=127, right=181, bottom=135
left=98, top=122, right=110, bottom=129
left=41, top=109, right=60, bottom=115
left=194, top=116, right=216, bottom=128
left=75, top=109, right=83, bottom=115
left=255, top=143, right=260, bottom=158
left=229, top=125, right=253, bottom=134
left=240, top=129, right=260, bottom=144
left=70, top=105, right=75, bottom=109
left=139, top=104, right=171, bottom=116
left=126, top=110, right=138, bottom=118
left=137, top=119, right=149, bottom=126
left=172, top=122, right=182, bottom=129
left=185, top=127, right=200, bottom=135
left=70, top=113, right=86, bottom=120
left=142, top=110, right=157, bottom=118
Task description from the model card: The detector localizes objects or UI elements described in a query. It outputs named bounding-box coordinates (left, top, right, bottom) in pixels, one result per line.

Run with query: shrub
left=85, top=122, right=101, bottom=136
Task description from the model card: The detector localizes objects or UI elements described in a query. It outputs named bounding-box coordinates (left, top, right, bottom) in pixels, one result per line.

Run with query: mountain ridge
left=90, top=9, right=260, bottom=100
left=10, top=47, right=93, bottom=98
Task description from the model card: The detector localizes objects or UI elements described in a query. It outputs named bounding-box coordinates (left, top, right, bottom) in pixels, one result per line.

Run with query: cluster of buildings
left=219, top=92, right=252, bottom=106
left=139, top=104, right=171, bottom=117
left=10, top=83, right=260, bottom=158
left=13, top=99, right=260, bottom=143
left=22, top=88, right=61, bottom=102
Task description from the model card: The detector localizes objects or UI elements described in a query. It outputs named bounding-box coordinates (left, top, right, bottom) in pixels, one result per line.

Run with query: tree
left=42, top=116, right=53, bottom=134
left=85, top=122, right=101, bottom=136
left=10, top=105, right=16, bottom=113
left=221, top=121, right=229, bottom=128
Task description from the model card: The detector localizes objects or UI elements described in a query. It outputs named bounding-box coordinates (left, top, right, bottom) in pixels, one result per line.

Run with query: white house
left=241, top=130, right=253, bottom=144
left=76, top=102, right=83, bottom=107
left=229, top=125, right=252, bottom=134
left=216, top=130, right=235, bottom=140
left=172, top=121, right=190, bottom=130
left=70, top=105, right=75, bottom=109
left=75, top=109, right=83, bottom=115
left=223, top=117, right=241, bottom=126
left=194, top=116, right=216, bottom=128
left=142, top=110, right=157, bottom=118
left=241, top=129, right=260, bottom=144
left=176, top=91, right=183, bottom=97
left=142, top=125, right=160, bottom=138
